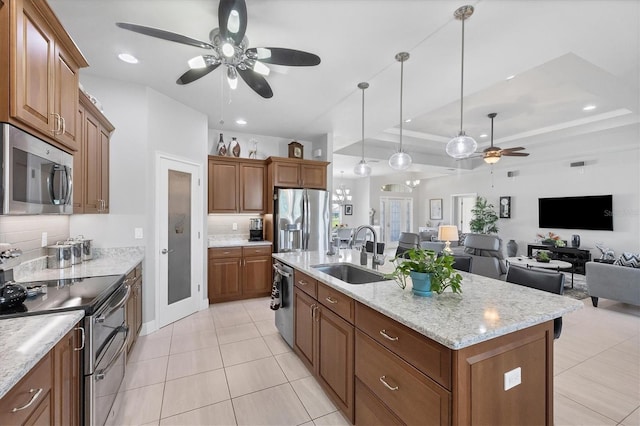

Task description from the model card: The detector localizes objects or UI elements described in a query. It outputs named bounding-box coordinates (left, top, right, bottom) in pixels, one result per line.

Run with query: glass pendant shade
left=389, top=151, right=412, bottom=170
left=354, top=160, right=371, bottom=176
left=446, top=132, right=477, bottom=158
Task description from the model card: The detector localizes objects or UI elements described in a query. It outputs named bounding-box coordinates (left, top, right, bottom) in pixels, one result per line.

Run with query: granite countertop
left=273, top=250, right=583, bottom=350
left=0, top=310, right=85, bottom=399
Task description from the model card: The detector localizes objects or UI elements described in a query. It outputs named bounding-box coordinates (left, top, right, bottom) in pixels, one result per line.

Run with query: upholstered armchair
left=462, top=233, right=507, bottom=280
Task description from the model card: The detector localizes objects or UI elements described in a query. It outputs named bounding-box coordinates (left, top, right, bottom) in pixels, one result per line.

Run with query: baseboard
left=200, top=298, right=210, bottom=310
left=139, top=319, right=157, bottom=336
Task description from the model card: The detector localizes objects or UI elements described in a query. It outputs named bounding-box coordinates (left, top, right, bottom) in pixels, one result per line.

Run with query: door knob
left=161, top=249, right=174, bottom=254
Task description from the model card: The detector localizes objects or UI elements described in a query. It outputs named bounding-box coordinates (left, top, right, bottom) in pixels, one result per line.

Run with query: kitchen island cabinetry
left=294, top=272, right=355, bottom=423
left=0, top=0, right=88, bottom=153
left=73, top=90, right=114, bottom=214
left=208, top=245, right=272, bottom=303
left=208, top=157, right=265, bottom=213
left=125, top=263, right=143, bottom=354
left=52, top=325, right=82, bottom=426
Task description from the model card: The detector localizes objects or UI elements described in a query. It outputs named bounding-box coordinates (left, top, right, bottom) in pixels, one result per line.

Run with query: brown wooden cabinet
left=125, top=263, right=143, bottom=354
left=208, top=246, right=272, bottom=303
left=52, top=325, right=82, bottom=426
left=0, top=0, right=88, bottom=153
left=74, top=90, right=113, bottom=213
left=267, top=157, right=328, bottom=190
left=293, top=278, right=355, bottom=423
left=208, top=157, right=266, bottom=213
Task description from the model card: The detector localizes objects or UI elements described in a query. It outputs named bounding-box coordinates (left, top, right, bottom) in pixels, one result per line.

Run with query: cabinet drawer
left=0, top=352, right=53, bottom=425
left=318, top=282, right=354, bottom=323
left=242, top=245, right=272, bottom=257
left=209, top=247, right=243, bottom=259
left=355, top=378, right=402, bottom=426
left=355, top=330, right=450, bottom=426
left=355, top=302, right=451, bottom=389
left=294, top=270, right=317, bottom=298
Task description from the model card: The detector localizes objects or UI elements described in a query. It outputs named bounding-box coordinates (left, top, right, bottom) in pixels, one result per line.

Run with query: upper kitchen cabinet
left=267, top=157, right=328, bottom=190
left=0, top=0, right=89, bottom=153
left=73, top=90, right=114, bottom=214
left=208, top=156, right=266, bottom=214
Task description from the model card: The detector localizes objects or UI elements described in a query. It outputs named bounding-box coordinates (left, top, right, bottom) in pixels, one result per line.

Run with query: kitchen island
left=273, top=249, right=583, bottom=425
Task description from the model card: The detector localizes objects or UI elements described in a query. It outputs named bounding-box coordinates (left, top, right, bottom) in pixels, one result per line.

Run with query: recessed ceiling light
left=506, top=75, right=515, bottom=81
left=479, top=133, right=488, bottom=138
left=583, top=105, right=596, bottom=111
left=235, top=119, right=247, bottom=125
left=404, top=118, right=412, bottom=123
left=118, top=53, right=139, bottom=64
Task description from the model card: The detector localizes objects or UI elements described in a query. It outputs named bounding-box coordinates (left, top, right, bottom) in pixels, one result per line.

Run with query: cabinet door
left=294, top=288, right=317, bottom=372
left=242, top=255, right=272, bottom=297
left=208, top=160, right=239, bottom=212
left=72, top=106, right=85, bottom=212
left=272, top=162, right=300, bottom=187
left=99, top=127, right=110, bottom=212
left=53, top=326, right=81, bottom=426
left=300, top=163, right=327, bottom=189
left=318, top=307, right=354, bottom=422
left=13, top=0, right=55, bottom=136
left=83, top=112, right=101, bottom=213
left=240, top=162, right=265, bottom=213
left=208, top=257, right=242, bottom=302
left=54, top=44, right=79, bottom=151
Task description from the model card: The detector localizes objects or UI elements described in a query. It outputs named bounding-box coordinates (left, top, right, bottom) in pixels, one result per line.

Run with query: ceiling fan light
left=187, top=55, right=207, bottom=69
left=222, top=42, right=235, bottom=58
left=253, top=60, right=270, bottom=76
left=256, top=48, right=272, bottom=59
left=389, top=151, right=412, bottom=170
left=446, top=132, right=477, bottom=159
left=227, top=10, right=240, bottom=34
left=483, top=154, right=501, bottom=164
left=354, top=160, right=371, bottom=177
left=227, top=66, right=238, bottom=90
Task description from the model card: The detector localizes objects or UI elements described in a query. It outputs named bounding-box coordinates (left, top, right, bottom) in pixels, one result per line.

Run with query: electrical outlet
left=134, top=228, right=143, bottom=239
left=232, top=223, right=238, bottom=231
left=504, top=367, right=521, bottom=391
left=41, top=232, right=48, bottom=247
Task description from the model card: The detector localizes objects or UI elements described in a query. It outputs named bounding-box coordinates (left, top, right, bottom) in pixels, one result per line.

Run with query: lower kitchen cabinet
left=294, top=281, right=355, bottom=423
left=208, top=245, right=272, bottom=303
left=125, top=263, right=143, bottom=354
left=0, top=322, right=83, bottom=426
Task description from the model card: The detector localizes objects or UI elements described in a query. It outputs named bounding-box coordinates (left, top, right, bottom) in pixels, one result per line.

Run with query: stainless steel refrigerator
left=274, top=188, right=331, bottom=253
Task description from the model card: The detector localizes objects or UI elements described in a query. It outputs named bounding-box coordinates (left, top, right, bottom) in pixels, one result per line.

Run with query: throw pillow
left=613, top=252, right=640, bottom=268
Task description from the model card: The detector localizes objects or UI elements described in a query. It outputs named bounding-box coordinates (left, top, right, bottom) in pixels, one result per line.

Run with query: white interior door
left=451, top=193, right=476, bottom=234
left=156, top=155, right=202, bottom=328
left=379, top=196, right=413, bottom=246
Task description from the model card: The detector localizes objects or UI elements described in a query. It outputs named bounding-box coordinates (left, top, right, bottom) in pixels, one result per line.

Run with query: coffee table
left=506, top=257, right=575, bottom=288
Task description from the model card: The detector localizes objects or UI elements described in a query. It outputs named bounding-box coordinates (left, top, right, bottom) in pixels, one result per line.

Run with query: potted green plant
left=469, top=196, right=499, bottom=234
left=535, top=250, right=551, bottom=263
left=386, top=248, right=463, bottom=296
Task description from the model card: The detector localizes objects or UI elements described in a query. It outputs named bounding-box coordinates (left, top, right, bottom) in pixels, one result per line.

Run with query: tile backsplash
left=0, top=216, right=69, bottom=262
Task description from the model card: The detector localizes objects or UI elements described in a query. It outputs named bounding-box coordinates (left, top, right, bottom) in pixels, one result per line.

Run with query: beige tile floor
left=108, top=296, right=639, bottom=426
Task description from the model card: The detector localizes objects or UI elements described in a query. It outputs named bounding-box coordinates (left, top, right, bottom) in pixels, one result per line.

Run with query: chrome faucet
left=351, top=225, right=384, bottom=270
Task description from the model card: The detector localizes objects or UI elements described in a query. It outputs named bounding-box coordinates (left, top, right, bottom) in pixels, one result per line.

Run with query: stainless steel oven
left=84, top=282, right=129, bottom=426
left=0, top=123, right=73, bottom=214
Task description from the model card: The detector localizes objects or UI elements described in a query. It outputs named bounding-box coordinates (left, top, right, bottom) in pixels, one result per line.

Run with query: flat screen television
left=538, top=195, right=613, bottom=231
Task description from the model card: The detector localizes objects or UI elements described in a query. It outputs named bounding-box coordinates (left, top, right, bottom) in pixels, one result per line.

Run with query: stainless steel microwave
left=0, top=123, right=73, bottom=214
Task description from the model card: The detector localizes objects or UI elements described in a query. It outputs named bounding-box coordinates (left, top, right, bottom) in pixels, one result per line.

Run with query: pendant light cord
left=361, top=87, right=365, bottom=160
left=399, top=58, right=404, bottom=151
left=459, top=14, right=465, bottom=133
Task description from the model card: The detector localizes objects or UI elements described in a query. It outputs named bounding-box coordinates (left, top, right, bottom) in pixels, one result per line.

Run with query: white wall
left=71, top=75, right=208, bottom=328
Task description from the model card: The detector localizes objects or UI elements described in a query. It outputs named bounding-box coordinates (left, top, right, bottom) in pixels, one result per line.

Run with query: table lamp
left=438, top=225, right=459, bottom=255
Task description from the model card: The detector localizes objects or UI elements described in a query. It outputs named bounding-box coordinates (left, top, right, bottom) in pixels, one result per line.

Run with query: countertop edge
left=0, top=310, right=85, bottom=400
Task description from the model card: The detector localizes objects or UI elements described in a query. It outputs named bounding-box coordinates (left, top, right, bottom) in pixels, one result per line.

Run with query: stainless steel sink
left=311, top=263, right=391, bottom=284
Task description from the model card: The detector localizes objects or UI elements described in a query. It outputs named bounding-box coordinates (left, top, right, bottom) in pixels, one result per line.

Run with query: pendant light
left=445, top=5, right=478, bottom=159
left=484, top=112, right=501, bottom=164
left=389, top=52, right=412, bottom=170
left=354, top=82, right=372, bottom=176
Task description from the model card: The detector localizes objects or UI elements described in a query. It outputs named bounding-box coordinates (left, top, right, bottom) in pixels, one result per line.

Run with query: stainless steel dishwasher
left=273, top=261, right=294, bottom=347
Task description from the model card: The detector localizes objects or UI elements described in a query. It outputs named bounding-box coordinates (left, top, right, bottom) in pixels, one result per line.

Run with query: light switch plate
left=41, top=232, right=48, bottom=247
left=232, top=223, right=238, bottom=231
left=504, top=367, right=521, bottom=391
left=134, top=228, right=143, bottom=239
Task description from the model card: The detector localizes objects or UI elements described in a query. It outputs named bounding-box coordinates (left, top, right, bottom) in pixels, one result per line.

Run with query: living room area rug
left=561, top=273, right=589, bottom=300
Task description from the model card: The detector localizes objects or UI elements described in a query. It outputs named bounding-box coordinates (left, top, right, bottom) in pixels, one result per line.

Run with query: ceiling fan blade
left=116, top=22, right=213, bottom=49
left=237, top=68, right=273, bottom=98
left=246, top=48, right=321, bottom=66
left=176, top=64, right=220, bottom=85
left=502, top=152, right=530, bottom=157
left=218, top=0, right=247, bottom=45
left=501, top=147, right=526, bottom=153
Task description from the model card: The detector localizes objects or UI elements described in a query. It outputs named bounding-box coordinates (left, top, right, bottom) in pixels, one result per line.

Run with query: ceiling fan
left=477, top=113, right=530, bottom=164
left=116, top=0, right=321, bottom=98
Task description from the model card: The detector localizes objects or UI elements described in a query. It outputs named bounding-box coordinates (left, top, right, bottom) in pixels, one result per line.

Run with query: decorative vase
left=506, top=239, right=518, bottom=257
left=571, top=234, right=580, bottom=248
left=228, top=137, right=241, bottom=157
left=409, top=271, right=432, bottom=297
left=216, top=133, right=227, bottom=156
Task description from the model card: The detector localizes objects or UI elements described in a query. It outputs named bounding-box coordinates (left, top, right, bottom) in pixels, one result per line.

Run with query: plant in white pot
left=386, top=248, right=463, bottom=297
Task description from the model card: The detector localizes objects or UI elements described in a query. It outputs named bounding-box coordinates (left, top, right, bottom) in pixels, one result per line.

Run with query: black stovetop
left=0, top=275, right=124, bottom=319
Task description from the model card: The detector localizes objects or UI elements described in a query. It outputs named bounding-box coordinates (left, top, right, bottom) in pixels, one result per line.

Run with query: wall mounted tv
left=538, top=195, right=613, bottom=231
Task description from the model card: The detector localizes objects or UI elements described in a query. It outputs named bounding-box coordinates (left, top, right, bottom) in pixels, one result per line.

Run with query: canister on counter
left=75, top=235, right=93, bottom=261
left=47, top=242, right=73, bottom=269
left=62, top=239, right=83, bottom=265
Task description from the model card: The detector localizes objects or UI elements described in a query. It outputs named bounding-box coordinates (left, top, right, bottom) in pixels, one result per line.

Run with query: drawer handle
left=298, top=280, right=308, bottom=286
left=223, top=251, right=230, bottom=254
left=12, top=388, right=43, bottom=412
left=379, top=376, right=398, bottom=391
left=74, top=326, right=86, bottom=351
left=325, top=296, right=338, bottom=304
left=379, top=330, right=399, bottom=341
